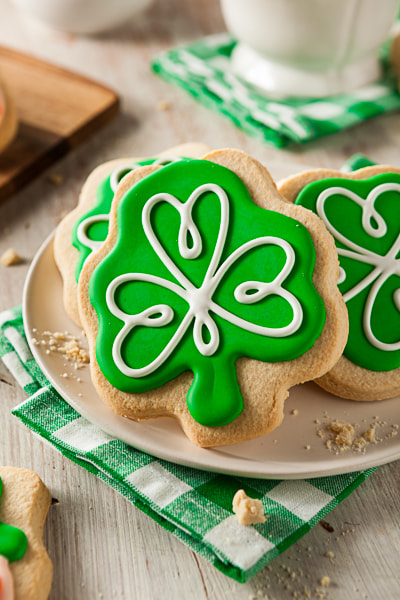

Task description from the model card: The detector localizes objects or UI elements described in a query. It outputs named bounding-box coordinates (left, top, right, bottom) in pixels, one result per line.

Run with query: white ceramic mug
left=220, top=0, right=400, bottom=97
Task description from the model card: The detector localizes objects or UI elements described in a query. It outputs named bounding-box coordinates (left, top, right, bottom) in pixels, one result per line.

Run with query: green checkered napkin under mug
left=0, top=154, right=380, bottom=583
left=152, top=34, right=400, bottom=148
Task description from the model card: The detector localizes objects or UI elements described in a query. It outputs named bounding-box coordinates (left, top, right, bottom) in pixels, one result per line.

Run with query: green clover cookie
left=89, top=158, right=326, bottom=428
left=0, top=476, right=27, bottom=562
left=72, top=155, right=187, bottom=281
left=295, top=173, right=400, bottom=373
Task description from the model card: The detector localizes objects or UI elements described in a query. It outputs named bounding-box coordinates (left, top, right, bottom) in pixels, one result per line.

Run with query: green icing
left=0, top=477, right=28, bottom=562
left=72, top=157, right=186, bottom=282
left=295, top=173, right=400, bottom=372
left=90, top=159, right=326, bottom=427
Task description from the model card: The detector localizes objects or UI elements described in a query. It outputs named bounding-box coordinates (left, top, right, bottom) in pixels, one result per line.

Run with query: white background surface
left=1, top=0, right=400, bottom=598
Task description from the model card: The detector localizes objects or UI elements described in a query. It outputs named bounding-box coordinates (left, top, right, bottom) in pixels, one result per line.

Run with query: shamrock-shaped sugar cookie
left=279, top=165, right=400, bottom=401
left=79, top=149, right=347, bottom=446
left=0, top=467, right=52, bottom=600
left=54, top=143, right=211, bottom=325
left=0, top=475, right=27, bottom=563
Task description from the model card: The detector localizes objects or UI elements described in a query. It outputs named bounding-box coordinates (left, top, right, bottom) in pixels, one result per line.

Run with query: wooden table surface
left=0, top=0, right=399, bottom=598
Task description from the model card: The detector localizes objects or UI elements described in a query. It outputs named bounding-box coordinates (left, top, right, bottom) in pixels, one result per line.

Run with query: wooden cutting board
left=0, top=45, right=119, bottom=203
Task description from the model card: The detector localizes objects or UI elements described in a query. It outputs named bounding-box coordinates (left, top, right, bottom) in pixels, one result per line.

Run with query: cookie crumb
left=352, top=436, right=368, bottom=451
left=319, top=520, right=334, bottom=533
left=386, top=429, right=398, bottom=439
left=63, top=339, right=89, bottom=364
left=35, top=329, right=89, bottom=370
left=304, top=445, right=311, bottom=450
left=291, top=409, right=298, bottom=416
left=320, top=576, right=330, bottom=587
left=325, top=551, right=335, bottom=559
left=328, top=421, right=354, bottom=447
left=158, top=100, right=171, bottom=111
left=232, top=490, right=266, bottom=525
left=362, top=428, right=377, bottom=444
left=48, top=173, right=64, bottom=185
left=1, top=248, right=23, bottom=266
left=321, top=414, right=397, bottom=454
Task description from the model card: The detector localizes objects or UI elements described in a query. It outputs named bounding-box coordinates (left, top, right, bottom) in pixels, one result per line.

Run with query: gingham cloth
left=152, top=34, right=400, bottom=148
left=0, top=306, right=375, bottom=582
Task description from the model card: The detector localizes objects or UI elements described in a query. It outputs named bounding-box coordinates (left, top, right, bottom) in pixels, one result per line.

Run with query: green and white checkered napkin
left=152, top=34, right=400, bottom=148
left=0, top=306, right=375, bottom=582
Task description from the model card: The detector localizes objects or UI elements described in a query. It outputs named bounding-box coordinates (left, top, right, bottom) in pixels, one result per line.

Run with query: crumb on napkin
left=232, top=490, right=266, bottom=525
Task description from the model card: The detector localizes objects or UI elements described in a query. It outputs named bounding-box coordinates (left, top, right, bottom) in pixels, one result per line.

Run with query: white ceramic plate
left=23, top=234, right=400, bottom=479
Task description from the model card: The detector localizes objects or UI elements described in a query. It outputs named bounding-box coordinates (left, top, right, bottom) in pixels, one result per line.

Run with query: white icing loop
left=110, top=156, right=182, bottom=192
left=316, top=183, right=400, bottom=351
left=153, top=155, right=181, bottom=166
left=193, top=312, right=220, bottom=356
left=235, top=281, right=273, bottom=304
left=337, top=266, right=346, bottom=285
left=318, top=184, right=389, bottom=238
left=395, top=288, right=400, bottom=312
left=76, top=214, right=109, bottom=252
left=106, top=273, right=185, bottom=377
left=106, top=183, right=304, bottom=378
left=109, top=162, right=141, bottom=193
left=178, top=206, right=202, bottom=259
left=79, top=158, right=184, bottom=254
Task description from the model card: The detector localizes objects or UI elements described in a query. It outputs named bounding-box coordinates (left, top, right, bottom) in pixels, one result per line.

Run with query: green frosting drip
left=0, top=477, right=28, bottom=562
left=90, top=159, right=326, bottom=427
left=72, top=157, right=187, bottom=282
left=295, top=173, right=400, bottom=372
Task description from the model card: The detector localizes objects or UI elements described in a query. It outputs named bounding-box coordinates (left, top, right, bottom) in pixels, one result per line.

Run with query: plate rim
left=22, top=232, right=400, bottom=479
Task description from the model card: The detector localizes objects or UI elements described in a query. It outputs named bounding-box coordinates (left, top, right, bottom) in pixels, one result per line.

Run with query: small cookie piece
left=232, top=490, right=266, bottom=525
left=78, top=148, right=347, bottom=447
left=279, top=165, right=400, bottom=401
left=0, top=76, right=17, bottom=155
left=54, top=143, right=211, bottom=325
left=0, top=467, right=52, bottom=600
left=0, top=249, right=23, bottom=267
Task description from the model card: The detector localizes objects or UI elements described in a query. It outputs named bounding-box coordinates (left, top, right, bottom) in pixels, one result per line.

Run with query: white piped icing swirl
left=316, top=183, right=400, bottom=351
left=106, top=183, right=303, bottom=377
